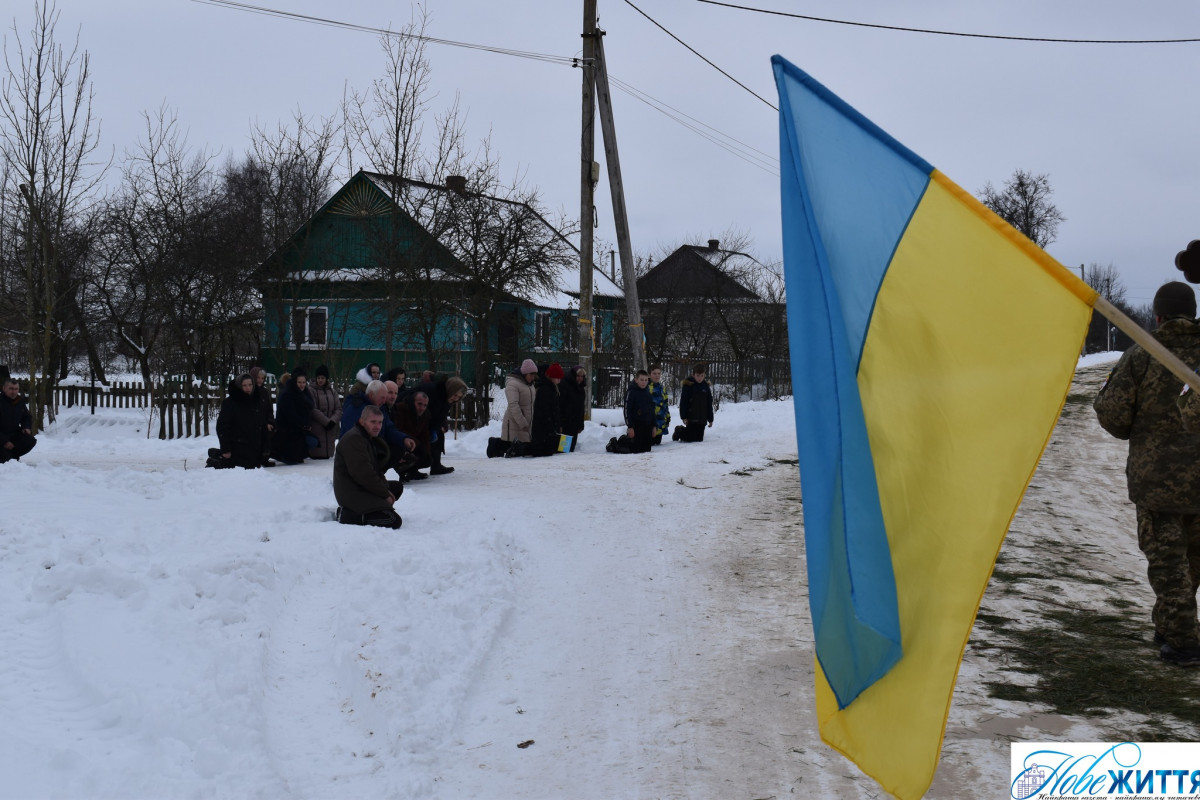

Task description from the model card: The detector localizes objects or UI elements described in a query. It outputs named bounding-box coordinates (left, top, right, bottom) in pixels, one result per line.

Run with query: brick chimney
left=707, top=239, right=720, bottom=251
left=446, top=175, right=467, bottom=195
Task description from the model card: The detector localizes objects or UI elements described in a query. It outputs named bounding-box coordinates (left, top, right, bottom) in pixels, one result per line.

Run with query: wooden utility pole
left=578, top=0, right=598, bottom=419
left=593, top=30, right=647, bottom=372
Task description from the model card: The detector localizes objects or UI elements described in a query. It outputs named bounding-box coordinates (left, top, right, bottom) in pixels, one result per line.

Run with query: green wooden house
left=256, top=171, right=623, bottom=387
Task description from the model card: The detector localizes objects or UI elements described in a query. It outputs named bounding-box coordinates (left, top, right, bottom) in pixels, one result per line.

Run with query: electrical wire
left=188, top=0, right=578, bottom=65
left=696, top=0, right=1200, bottom=44
left=622, top=0, right=776, bottom=109
left=190, top=0, right=778, bottom=176
left=607, top=74, right=779, bottom=176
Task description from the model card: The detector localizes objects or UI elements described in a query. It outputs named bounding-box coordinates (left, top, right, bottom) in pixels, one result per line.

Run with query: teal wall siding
left=257, top=172, right=625, bottom=389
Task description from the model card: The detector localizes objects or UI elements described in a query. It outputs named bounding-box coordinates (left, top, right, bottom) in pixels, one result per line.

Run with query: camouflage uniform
left=1181, top=384, right=1200, bottom=434
left=1094, top=316, right=1200, bottom=648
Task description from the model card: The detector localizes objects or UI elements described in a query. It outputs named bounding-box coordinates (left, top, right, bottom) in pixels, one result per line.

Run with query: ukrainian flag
left=772, top=56, right=1096, bottom=799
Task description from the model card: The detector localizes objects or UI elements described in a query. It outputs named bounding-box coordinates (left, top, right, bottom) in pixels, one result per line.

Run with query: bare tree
left=0, top=0, right=105, bottom=428
left=341, top=13, right=477, bottom=370
left=246, top=109, right=340, bottom=363
left=92, top=105, right=259, bottom=437
left=342, top=17, right=434, bottom=366
left=1082, top=262, right=1142, bottom=353
left=979, top=169, right=1065, bottom=249
left=92, top=106, right=211, bottom=391
left=434, top=160, right=577, bottom=421
left=344, top=11, right=434, bottom=188
left=249, top=109, right=341, bottom=251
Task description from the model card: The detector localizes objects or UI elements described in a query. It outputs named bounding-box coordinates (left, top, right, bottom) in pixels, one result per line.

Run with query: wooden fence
left=594, top=357, right=792, bottom=408
left=52, top=381, right=223, bottom=439
left=47, top=380, right=490, bottom=440
left=26, top=359, right=789, bottom=442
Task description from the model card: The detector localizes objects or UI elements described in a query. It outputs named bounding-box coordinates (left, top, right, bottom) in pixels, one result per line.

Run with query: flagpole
left=1094, top=295, right=1200, bottom=394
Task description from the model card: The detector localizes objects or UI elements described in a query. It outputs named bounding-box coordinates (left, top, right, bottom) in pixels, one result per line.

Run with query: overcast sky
left=17, top=0, right=1200, bottom=307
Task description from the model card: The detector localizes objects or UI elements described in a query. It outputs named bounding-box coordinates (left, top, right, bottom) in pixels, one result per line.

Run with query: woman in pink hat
left=502, top=358, right=538, bottom=444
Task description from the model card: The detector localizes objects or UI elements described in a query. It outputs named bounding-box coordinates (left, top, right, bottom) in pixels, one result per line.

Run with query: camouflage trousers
left=1136, top=508, right=1200, bottom=647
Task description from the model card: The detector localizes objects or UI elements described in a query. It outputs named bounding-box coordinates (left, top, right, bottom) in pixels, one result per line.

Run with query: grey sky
left=23, top=0, right=1200, bottom=307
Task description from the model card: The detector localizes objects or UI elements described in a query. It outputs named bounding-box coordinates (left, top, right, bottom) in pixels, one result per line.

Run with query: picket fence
left=53, top=381, right=225, bottom=439
left=50, top=380, right=489, bottom=440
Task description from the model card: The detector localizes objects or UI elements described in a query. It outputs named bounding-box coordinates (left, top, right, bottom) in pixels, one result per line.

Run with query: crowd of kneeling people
left=496, top=359, right=715, bottom=457
left=207, top=359, right=715, bottom=530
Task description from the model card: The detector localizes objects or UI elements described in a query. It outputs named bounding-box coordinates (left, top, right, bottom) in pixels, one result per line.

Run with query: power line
left=188, top=0, right=578, bottom=65
left=621, top=0, right=776, bottom=110
left=191, top=0, right=776, bottom=177
left=607, top=74, right=778, bottom=175
left=696, top=0, right=1200, bottom=44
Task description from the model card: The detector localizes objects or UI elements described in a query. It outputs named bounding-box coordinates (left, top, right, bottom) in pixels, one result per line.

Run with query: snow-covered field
left=3, top=353, right=1193, bottom=799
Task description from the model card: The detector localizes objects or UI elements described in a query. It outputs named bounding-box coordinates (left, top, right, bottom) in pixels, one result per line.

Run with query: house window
left=565, top=312, right=578, bottom=351
left=593, top=314, right=604, bottom=352
left=535, top=311, right=552, bottom=350
left=291, top=307, right=328, bottom=348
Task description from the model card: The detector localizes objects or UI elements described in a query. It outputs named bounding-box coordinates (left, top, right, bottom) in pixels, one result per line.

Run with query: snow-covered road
left=6, top=357, right=1195, bottom=799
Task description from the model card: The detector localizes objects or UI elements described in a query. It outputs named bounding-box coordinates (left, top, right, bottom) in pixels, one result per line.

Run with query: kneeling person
left=333, top=405, right=403, bottom=529
left=1, top=379, right=36, bottom=463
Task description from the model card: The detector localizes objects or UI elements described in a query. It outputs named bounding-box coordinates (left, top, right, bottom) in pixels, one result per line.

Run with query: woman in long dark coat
left=273, top=369, right=316, bottom=464
left=216, top=375, right=269, bottom=469
left=307, top=364, right=342, bottom=459
left=558, top=364, right=587, bottom=450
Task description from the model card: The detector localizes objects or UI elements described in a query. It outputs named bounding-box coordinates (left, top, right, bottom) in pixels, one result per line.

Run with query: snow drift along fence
left=52, top=381, right=224, bottom=440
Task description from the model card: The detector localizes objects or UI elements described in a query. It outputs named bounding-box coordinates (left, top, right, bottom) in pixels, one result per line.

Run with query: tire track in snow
left=261, top=572, right=380, bottom=797
left=0, top=610, right=126, bottom=741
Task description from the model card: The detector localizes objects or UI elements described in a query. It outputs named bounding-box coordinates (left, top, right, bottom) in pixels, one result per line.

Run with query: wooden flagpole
left=1094, top=295, right=1200, bottom=394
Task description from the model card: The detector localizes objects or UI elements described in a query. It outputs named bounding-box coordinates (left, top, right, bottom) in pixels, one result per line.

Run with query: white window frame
left=534, top=310, right=552, bottom=351
left=290, top=306, right=328, bottom=350
left=565, top=311, right=578, bottom=352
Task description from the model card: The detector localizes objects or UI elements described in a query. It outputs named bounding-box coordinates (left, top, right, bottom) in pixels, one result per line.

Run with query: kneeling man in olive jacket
left=333, top=405, right=403, bottom=528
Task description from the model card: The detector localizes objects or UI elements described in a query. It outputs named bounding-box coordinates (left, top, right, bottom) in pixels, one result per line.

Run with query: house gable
left=258, top=170, right=461, bottom=283
left=256, top=171, right=624, bottom=385
left=637, top=243, right=761, bottom=301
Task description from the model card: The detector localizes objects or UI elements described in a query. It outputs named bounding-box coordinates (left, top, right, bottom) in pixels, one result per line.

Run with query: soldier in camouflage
left=1180, top=382, right=1200, bottom=434
left=1094, top=281, right=1200, bottom=666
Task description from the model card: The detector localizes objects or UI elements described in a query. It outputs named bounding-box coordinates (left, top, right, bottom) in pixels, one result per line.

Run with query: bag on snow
left=557, top=434, right=574, bottom=453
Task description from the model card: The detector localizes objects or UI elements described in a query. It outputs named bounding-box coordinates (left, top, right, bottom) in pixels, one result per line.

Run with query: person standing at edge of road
left=673, top=363, right=714, bottom=443
left=1094, top=280, right=1200, bottom=667
left=0, top=378, right=36, bottom=463
left=333, top=404, right=403, bottom=529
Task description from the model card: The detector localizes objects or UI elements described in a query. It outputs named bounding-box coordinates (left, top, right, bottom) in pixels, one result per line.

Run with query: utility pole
left=593, top=30, right=647, bottom=372
left=578, top=0, right=598, bottom=419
